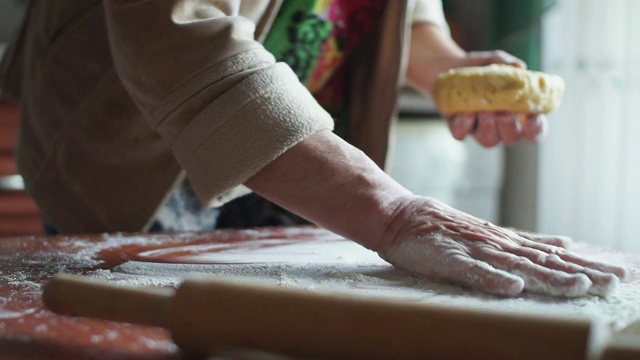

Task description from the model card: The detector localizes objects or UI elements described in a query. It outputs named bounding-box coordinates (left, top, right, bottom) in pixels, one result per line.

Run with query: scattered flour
left=80, top=239, right=640, bottom=333
left=6, top=229, right=637, bottom=333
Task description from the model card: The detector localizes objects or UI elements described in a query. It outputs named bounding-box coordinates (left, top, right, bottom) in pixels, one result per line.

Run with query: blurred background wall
left=538, top=0, right=640, bottom=253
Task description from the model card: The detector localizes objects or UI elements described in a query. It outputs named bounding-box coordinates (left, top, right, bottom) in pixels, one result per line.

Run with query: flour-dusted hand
left=378, top=197, right=628, bottom=297
left=246, top=131, right=628, bottom=299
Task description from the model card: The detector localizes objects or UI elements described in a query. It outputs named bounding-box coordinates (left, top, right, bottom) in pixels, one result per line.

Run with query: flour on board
left=85, top=238, right=640, bottom=332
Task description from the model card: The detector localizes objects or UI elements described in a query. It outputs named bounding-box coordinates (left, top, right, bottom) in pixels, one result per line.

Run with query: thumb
left=466, top=50, right=526, bottom=69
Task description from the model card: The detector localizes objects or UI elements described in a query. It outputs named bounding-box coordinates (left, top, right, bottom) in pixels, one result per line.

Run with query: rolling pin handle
left=43, top=273, right=175, bottom=328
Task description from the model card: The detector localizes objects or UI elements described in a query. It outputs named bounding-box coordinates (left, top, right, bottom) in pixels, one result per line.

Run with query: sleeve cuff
left=411, top=0, right=450, bottom=34
left=173, top=63, right=335, bottom=207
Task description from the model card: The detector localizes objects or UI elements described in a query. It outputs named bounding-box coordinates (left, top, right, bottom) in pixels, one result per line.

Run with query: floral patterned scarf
left=263, top=0, right=385, bottom=137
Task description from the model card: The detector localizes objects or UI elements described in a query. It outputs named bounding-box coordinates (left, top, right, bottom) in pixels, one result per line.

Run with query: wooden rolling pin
left=43, top=274, right=611, bottom=360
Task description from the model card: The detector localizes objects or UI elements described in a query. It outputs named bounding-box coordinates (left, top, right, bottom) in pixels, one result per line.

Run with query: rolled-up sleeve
left=103, top=0, right=334, bottom=206
left=411, top=0, right=449, bottom=33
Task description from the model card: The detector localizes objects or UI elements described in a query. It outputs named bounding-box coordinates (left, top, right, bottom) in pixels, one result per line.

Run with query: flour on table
left=87, top=238, right=640, bottom=332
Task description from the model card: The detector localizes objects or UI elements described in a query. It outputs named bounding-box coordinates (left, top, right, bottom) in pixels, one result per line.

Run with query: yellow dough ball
left=433, top=64, right=565, bottom=115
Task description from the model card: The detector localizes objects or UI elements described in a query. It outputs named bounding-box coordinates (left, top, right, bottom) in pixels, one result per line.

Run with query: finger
left=520, top=240, right=630, bottom=281
left=467, top=50, right=526, bottom=69
left=514, top=265, right=591, bottom=298
left=447, top=113, right=475, bottom=140
left=521, top=114, right=548, bottom=142
left=472, top=245, right=592, bottom=297
left=507, top=228, right=573, bottom=248
left=495, top=112, right=522, bottom=145
left=557, top=252, right=630, bottom=282
left=473, top=113, right=499, bottom=147
left=443, top=254, right=525, bottom=297
left=505, top=246, right=619, bottom=297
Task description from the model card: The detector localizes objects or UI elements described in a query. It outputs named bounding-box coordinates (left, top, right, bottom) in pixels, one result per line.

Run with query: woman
left=0, top=0, right=625, bottom=297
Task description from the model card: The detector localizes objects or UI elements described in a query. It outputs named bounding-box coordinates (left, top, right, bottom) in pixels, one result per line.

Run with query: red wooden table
left=1, top=226, right=639, bottom=359
left=0, top=226, right=328, bottom=359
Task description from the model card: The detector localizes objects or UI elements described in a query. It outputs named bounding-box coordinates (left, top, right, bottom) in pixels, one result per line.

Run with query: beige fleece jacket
left=0, top=0, right=447, bottom=233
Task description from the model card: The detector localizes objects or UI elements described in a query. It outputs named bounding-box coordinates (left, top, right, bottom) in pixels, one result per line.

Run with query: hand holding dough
left=433, top=64, right=565, bottom=115
left=433, top=64, right=564, bottom=146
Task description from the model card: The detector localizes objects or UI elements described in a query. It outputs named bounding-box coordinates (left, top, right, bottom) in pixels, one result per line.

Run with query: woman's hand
left=378, top=196, right=628, bottom=297
left=247, top=131, right=627, bottom=298
left=447, top=112, right=548, bottom=147
left=407, top=24, right=547, bottom=146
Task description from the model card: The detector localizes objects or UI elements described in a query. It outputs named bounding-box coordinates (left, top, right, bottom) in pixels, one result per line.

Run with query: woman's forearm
left=244, top=130, right=413, bottom=251
left=406, top=22, right=466, bottom=95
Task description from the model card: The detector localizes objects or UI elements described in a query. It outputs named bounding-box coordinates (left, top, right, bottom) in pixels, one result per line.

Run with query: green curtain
left=487, top=0, right=556, bottom=70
